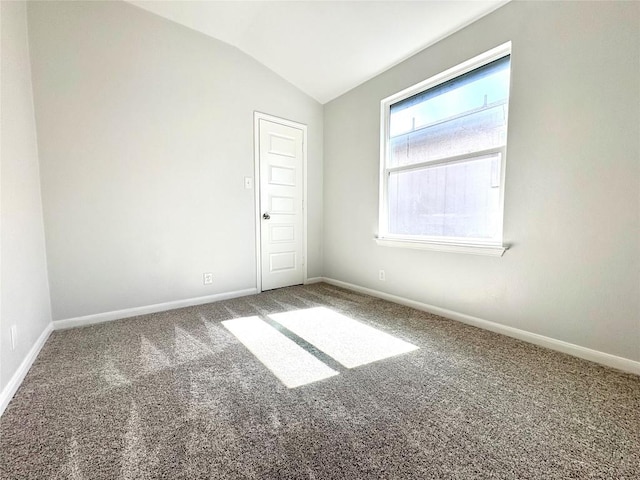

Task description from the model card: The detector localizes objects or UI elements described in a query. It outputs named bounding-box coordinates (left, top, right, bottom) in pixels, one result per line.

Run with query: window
left=378, top=43, right=511, bottom=256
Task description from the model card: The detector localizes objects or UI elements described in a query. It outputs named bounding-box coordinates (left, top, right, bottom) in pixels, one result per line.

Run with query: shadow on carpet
left=1, top=283, right=639, bottom=479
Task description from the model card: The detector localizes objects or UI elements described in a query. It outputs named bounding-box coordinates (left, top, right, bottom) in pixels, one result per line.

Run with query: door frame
left=253, top=111, right=308, bottom=292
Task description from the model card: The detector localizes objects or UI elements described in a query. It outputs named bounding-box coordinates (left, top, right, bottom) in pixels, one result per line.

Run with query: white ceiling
left=128, top=1, right=508, bottom=104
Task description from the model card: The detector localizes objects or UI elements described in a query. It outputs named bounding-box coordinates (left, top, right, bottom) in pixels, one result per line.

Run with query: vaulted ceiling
left=128, top=1, right=508, bottom=104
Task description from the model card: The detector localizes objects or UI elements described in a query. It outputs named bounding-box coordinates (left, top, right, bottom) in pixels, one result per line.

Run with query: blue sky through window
left=390, top=58, right=510, bottom=137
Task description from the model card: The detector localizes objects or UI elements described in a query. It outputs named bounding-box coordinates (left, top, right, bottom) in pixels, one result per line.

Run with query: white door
left=256, top=115, right=305, bottom=291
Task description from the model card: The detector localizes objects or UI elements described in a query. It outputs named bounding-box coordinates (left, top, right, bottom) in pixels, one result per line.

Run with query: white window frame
left=377, top=42, right=512, bottom=257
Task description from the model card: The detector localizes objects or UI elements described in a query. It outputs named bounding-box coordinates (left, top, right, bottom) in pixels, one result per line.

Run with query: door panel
left=258, top=117, right=305, bottom=291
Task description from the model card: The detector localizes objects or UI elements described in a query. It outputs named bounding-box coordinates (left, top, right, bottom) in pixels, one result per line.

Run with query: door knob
left=263, top=212, right=271, bottom=220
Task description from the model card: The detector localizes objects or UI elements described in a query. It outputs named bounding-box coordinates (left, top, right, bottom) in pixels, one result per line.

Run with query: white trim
left=376, top=237, right=507, bottom=257
left=303, top=121, right=308, bottom=286
left=382, top=41, right=513, bottom=107
left=253, top=112, right=308, bottom=292
left=0, top=322, right=53, bottom=417
left=304, top=277, right=324, bottom=285
left=320, top=277, right=640, bottom=376
left=386, top=147, right=505, bottom=174
left=379, top=42, right=512, bottom=250
left=53, top=288, right=258, bottom=330
left=253, top=114, right=262, bottom=292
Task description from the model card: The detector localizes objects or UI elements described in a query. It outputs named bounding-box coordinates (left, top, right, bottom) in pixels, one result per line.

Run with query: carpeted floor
left=1, top=283, right=639, bottom=479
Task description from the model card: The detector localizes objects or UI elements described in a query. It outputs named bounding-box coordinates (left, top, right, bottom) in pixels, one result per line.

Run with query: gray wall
left=9, top=0, right=639, bottom=372
left=323, top=1, right=640, bottom=361
left=1, top=1, right=52, bottom=391
left=27, top=1, right=323, bottom=321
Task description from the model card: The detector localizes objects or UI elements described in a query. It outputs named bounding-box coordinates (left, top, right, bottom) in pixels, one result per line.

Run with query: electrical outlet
left=244, top=177, right=253, bottom=189
left=203, top=273, right=214, bottom=285
left=10, top=325, right=17, bottom=350
left=379, top=270, right=386, bottom=281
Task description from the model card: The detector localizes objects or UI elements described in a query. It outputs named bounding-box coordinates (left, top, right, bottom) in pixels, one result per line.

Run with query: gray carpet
left=1, top=283, right=639, bottom=479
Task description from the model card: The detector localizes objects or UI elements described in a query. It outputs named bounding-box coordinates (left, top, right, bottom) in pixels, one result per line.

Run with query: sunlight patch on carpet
left=121, top=402, right=160, bottom=479
left=60, top=434, right=83, bottom=479
left=101, top=356, right=130, bottom=388
left=269, top=307, right=419, bottom=368
left=222, top=316, right=339, bottom=388
left=174, top=326, right=213, bottom=364
left=140, top=337, right=172, bottom=374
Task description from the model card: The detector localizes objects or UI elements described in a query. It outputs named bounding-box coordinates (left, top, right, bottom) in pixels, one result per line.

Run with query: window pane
left=388, top=56, right=510, bottom=167
left=388, top=153, right=501, bottom=239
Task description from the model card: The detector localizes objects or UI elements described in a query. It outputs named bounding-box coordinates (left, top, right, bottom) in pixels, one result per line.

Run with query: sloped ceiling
left=128, top=1, right=509, bottom=104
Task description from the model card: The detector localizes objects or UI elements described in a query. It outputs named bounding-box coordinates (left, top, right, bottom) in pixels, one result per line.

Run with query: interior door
left=257, top=116, right=305, bottom=291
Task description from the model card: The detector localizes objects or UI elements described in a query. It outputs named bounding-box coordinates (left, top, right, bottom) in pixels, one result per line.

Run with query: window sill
left=375, top=237, right=508, bottom=257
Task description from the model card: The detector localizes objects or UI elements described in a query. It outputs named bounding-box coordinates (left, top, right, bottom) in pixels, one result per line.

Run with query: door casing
left=254, top=112, right=308, bottom=292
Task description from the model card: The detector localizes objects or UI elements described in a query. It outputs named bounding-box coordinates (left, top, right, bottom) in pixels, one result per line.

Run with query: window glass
left=389, top=57, right=510, bottom=167
left=388, top=153, right=502, bottom=238
left=381, top=49, right=511, bottom=245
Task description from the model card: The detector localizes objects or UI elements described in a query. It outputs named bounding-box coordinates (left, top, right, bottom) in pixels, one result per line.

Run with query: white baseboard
left=53, top=288, right=259, bottom=330
left=4, top=279, right=636, bottom=419
left=0, top=322, right=53, bottom=416
left=321, top=277, right=640, bottom=376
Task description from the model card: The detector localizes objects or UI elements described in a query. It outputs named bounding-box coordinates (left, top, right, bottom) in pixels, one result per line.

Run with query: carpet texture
left=1, top=283, right=639, bottom=479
